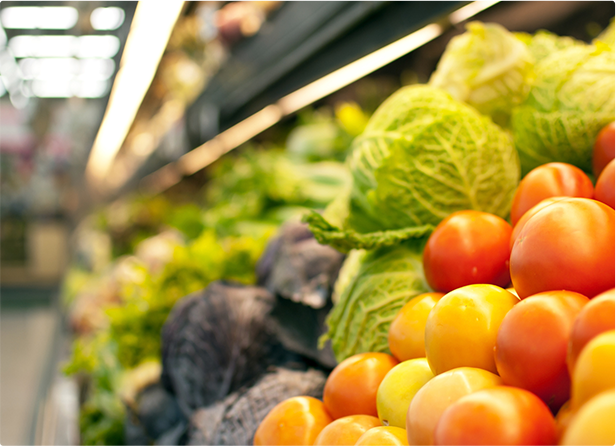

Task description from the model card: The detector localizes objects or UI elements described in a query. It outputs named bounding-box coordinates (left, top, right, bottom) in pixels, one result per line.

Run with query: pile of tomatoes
left=253, top=122, right=615, bottom=446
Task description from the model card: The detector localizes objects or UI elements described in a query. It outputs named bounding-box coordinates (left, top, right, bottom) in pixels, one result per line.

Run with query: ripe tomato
left=570, top=330, right=615, bottom=411
left=594, top=159, right=615, bottom=209
left=509, top=162, right=594, bottom=227
left=388, top=292, right=444, bottom=361
left=555, top=401, right=575, bottom=442
left=376, top=358, right=434, bottom=429
left=593, top=121, right=615, bottom=178
left=313, top=415, right=381, bottom=446
left=510, top=197, right=615, bottom=299
left=494, top=291, right=588, bottom=412
left=355, top=426, right=409, bottom=445
left=253, top=396, right=333, bottom=445
left=406, top=367, right=502, bottom=445
left=561, top=390, right=615, bottom=446
left=567, top=288, right=615, bottom=374
left=424, top=284, right=518, bottom=375
left=509, top=197, right=568, bottom=251
left=433, top=386, right=557, bottom=445
left=323, top=352, right=398, bottom=420
left=423, top=210, right=512, bottom=293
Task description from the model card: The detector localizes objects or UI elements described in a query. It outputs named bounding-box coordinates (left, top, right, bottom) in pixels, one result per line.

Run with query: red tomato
left=423, top=210, right=512, bottom=293
left=567, top=289, right=615, bottom=374
left=510, top=163, right=594, bottom=227
left=594, top=159, right=615, bottom=209
left=494, top=291, right=589, bottom=412
left=323, top=352, right=398, bottom=420
left=254, top=396, right=334, bottom=445
left=509, top=197, right=568, bottom=251
left=510, top=197, right=615, bottom=299
left=434, top=386, right=557, bottom=445
left=593, top=121, right=615, bottom=178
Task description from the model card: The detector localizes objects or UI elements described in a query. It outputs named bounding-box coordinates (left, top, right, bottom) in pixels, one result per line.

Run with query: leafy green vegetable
left=516, top=30, right=584, bottom=64
left=595, top=18, right=615, bottom=49
left=429, top=22, right=534, bottom=126
left=322, top=240, right=431, bottom=362
left=512, top=43, right=615, bottom=175
left=308, top=85, right=520, bottom=251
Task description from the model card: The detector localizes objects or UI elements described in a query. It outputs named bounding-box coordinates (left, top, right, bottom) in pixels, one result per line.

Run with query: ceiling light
left=80, top=58, right=116, bottom=80
left=0, top=78, right=5, bottom=97
left=449, top=1, right=500, bottom=24
left=9, top=35, right=77, bottom=58
left=90, top=7, right=125, bottom=31
left=73, top=80, right=110, bottom=98
left=31, top=79, right=72, bottom=98
left=1, top=6, right=78, bottom=30
left=0, top=24, right=7, bottom=47
left=86, top=1, right=185, bottom=188
left=76, top=35, right=120, bottom=59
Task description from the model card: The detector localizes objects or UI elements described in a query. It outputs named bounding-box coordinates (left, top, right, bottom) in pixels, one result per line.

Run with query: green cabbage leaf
left=306, top=84, right=520, bottom=252
left=511, top=43, right=615, bottom=175
left=429, top=22, right=534, bottom=126
left=516, top=30, right=585, bottom=64
left=321, top=240, right=430, bottom=363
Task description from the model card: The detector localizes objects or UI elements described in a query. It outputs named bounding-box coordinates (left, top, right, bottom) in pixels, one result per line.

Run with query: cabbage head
left=511, top=43, right=615, bottom=175
left=595, top=18, right=614, bottom=49
left=321, top=240, right=430, bottom=362
left=515, top=30, right=585, bottom=64
left=429, top=22, right=534, bottom=126
left=305, top=84, right=520, bottom=252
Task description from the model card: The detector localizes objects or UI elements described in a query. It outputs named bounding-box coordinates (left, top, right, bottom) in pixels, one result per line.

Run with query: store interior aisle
left=1, top=288, right=77, bottom=445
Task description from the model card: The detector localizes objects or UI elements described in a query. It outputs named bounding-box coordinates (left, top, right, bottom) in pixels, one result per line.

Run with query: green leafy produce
left=307, top=84, right=520, bottom=252
left=516, top=30, right=584, bottom=64
left=511, top=42, right=615, bottom=175
left=322, top=240, right=431, bottom=362
left=595, top=18, right=615, bottom=49
left=429, top=22, right=534, bottom=126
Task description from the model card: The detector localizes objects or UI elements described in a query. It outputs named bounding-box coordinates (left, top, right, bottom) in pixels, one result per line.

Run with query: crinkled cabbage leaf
left=306, top=85, right=520, bottom=252
left=516, top=29, right=585, bottom=64
left=321, top=240, right=430, bottom=363
left=429, top=22, right=534, bottom=126
left=512, top=43, right=615, bottom=175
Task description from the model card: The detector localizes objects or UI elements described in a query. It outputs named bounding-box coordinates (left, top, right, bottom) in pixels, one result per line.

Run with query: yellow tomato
left=425, top=284, right=518, bottom=375
left=388, top=293, right=444, bottom=361
left=406, top=367, right=502, bottom=445
left=355, top=426, right=408, bottom=445
left=376, top=358, right=434, bottom=428
left=561, top=390, right=615, bottom=445
left=570, top=330, right=615, bottom=410
left=313, top=415, right=382, bottom=446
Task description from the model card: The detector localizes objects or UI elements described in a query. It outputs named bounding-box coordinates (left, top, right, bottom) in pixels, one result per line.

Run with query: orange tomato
left=323, top=352, right=398, bottom=419
left=555, top=400, right=575, bottom=442
left=355, top=426, right=408, bottom=445
left=595, top=159, right=615, bottom=209
left=388, top=292, right=444, bottom=361
left=593, top=121, right=615, bottom=178
left=509, top=197, right=568, bottom=251
left=434, top=386, right=557, bottom=445
left=253, top=396, right=333, bottom=445
left=406, top=367, right=502, bottom=445
left=567, top=288, right=615, bottom=374
left=509, top=162, right=594, bottom=227
left=561, top=390, right=615, bottom=445
left=313, top=415, right=382, bottom=446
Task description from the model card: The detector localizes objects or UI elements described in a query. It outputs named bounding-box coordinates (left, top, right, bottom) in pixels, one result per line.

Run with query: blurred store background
left=0, top=1, right=613, bottom=445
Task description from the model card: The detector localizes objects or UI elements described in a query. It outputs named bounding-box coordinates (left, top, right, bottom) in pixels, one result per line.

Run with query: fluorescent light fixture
left=449, top=0, right=500, bottom=24
left=80, top=58, right=116, bottom=80
left=32, top=79, right=72, bottom=97
left=0, top=78, right=5, bottom=96
left=9, top=35, right=76, bottom=58
left=1, top=6, right=78, bottom=30
left=86, top=1, right=185, bottom=187
left=73, top=79, right=110, bottom=98
left=91, top=7, right=126, bottom=31
left=0, top=24, right=7, bottom=47
left=76, top=35, right=120, bottom=59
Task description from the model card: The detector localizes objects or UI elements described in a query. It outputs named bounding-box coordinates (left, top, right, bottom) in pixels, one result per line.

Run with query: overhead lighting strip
left=135, top=1, right=501, bottom=195
left=85, top=1, right=185, bottom=190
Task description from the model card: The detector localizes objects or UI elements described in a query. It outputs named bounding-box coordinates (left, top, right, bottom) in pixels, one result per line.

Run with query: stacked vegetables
left=258, top=20, right=615, bottom=446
